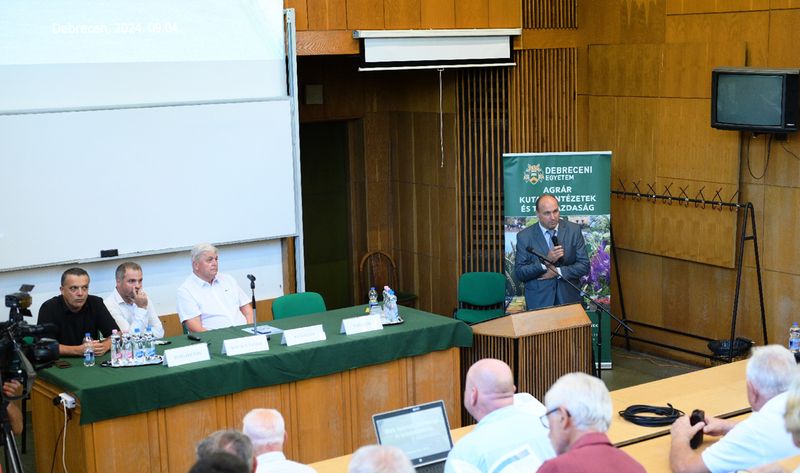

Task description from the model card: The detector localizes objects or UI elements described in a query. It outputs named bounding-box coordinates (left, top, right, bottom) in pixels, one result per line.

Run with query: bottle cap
left=85, top=332, right=91, bottom=336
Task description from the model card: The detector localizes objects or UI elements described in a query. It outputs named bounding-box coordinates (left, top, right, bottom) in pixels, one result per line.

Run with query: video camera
left=1, top=285, right=59, bottom=400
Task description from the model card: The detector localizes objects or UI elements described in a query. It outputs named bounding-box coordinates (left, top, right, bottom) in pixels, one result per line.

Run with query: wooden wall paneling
left=293, top=374, right=351, bottom=462
left=285, top=0, right=309, bottom=30
left=283, top=237, right=298, bottom=294
left=660, top=42, right=744, bottom=99
left=763, top=186, right=800, bottom=274
left=414, top=113, right=439, bottom=186
left=587, top=43, right=663, bottom=97
left=665, top=0, right=769, bottom=15
left=510, top=49, right=577, bottom=153
left=655, top=98, right=739, bottom=185
left=763, top=134, right=800, bottom=187
left=348, top=119, right=368, bottom=302
left=762, top=270, right=800, bottom=346
left=89, top=413, right=155, bottom=471
left=610, top=249, right=663, bottom=328
left=420, top=0, right=456, bottom=28
left=524, top=0, right=577, bottom=29
left=346, top=0, right=385, bottom=29
left=455, top=0, right=489, bottom=28
left=732, top=265, right=770, bottom=344
left=664, top=11, right=770, bottom=67
left=768, top=9, right=800, bottom=66
left=660, top=256, right=737, bottom=340
left=364, top=113, right=394, bottom=251
left=306, top=0, right=347, bottom=30
left=296, top=30, right=359, bottom=56
left=489, top=0, right=522, bottom=28
left=384, top=0, right=422, bottom=29
left=348, top=360, right=410, bottom=448
left=618, top=0, right=665, bottom=44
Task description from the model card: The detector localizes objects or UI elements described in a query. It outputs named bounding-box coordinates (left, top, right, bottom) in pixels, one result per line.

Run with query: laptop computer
left=372, top=400, right=454, bottom=473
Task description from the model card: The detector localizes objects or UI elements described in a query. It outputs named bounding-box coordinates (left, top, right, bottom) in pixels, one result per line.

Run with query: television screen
left=711, top=67, right=800, bottom=133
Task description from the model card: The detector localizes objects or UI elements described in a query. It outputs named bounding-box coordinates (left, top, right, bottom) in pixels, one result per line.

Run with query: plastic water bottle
left=790, top=322, right=800, bottom=353
left=83, top=333, right=95, bottom=367
left=385, top=290, right=399, bottom=322
left=145, top=326, right=157, bottom=360
left=132, top=328, right=145, bottom=364
left=110, top=329, right=121, bottom=367
left=121, top=331, right=133, bottom=365
left=368, top=287, right=379, bottom=314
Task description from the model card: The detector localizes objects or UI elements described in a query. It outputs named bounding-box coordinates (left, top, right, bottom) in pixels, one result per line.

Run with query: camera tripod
left=0, top=390, right=23, bottom=473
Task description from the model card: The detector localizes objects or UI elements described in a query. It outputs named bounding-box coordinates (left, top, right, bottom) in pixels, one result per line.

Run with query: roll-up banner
left=503, top=152, right=612, bottom=366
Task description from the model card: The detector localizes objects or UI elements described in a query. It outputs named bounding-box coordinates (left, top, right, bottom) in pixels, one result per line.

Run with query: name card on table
left=340, top=315, right=383, bottom=335
left=164, top=343, right=211, bottom=368
left=222, top=334, right=269, bottom=356
left=281, top=325, right=326, bottom=346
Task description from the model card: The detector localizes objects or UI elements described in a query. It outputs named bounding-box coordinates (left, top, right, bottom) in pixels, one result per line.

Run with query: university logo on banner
left=503, top=152, right=612, bottom=314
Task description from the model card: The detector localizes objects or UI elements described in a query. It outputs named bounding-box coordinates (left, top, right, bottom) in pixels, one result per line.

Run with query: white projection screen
left=0, top=0, right=298, bottom=270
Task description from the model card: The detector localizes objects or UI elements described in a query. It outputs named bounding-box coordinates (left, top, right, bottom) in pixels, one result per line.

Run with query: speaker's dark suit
left=514, top=219, right=590, bottom=311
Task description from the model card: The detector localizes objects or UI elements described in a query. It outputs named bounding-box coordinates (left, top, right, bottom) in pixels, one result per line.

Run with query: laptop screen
left=373, top=400, right=454, bottom=466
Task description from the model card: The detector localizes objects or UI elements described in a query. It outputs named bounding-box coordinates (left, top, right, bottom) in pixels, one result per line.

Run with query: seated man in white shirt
left=104, top=262, right=165, bottom=338
left=243, top=408, right=316, bottom=473
left=669, top=344, right=800, bottom=473
left=176, top=243, right=253, bottom=332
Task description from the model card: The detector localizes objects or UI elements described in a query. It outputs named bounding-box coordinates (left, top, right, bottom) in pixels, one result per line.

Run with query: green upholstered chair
left=272, top=292, right=327, bottom=320
left=453, top=272, right=507, bottom=325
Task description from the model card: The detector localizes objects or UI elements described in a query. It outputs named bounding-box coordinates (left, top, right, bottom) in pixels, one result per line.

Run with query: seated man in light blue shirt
left=104, top=262, right=164, bottom=338
left=444, top=358, right=555, bottom=473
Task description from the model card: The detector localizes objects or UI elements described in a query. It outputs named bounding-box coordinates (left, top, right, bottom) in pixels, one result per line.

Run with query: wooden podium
left=460, top=303, right=593, bottom=424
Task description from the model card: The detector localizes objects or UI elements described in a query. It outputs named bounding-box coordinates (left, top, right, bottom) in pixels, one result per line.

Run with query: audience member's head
left=543, top=372, right=611, bottom=454
left=189, top=451, right=250, bottom=473
left=242, top=408, right=286, bottom=455
left=745, top=345, right=797, bottom=410
left=59, top=267, right=91, bottom=312
left=784, top=374, right=800, bottom=446
left=196, top=430, right=254, bottom=471
left=191, top=243, right=219, bottom=283
left=463, top=358, right=516, bottom=421
left=348, top=445, right=414, bottom=473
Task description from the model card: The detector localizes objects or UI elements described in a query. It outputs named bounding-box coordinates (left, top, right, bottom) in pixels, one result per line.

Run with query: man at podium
left=514, top=194, right=589, bottom=311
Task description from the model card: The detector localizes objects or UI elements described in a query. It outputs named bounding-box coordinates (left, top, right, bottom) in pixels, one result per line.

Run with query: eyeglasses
left=539, top=406, right=569, bottom=428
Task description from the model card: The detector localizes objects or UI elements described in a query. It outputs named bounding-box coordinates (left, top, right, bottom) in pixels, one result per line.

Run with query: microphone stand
left=530, top=251, right=633, bottom=379
left=249, top=277, right=258, bottom=335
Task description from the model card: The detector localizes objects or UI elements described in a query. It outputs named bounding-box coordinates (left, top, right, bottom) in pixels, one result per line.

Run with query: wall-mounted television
left=711, top=67, right=800, bottom=133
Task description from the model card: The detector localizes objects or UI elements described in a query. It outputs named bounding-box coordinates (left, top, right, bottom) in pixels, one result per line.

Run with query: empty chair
left=454, top=272, right=507, bottom=325
left=359, top=251, right=417, bottom=307
left=272, top=292, right=327, bottom=319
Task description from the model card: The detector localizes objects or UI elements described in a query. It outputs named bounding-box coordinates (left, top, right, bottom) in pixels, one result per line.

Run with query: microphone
left=246, top=274, right=256, bottom=282
left=551, top=234, right=564, bottom=265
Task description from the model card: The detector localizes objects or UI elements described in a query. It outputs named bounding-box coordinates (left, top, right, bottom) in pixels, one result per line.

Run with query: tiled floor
left=3, top=347, right=701, bottom=472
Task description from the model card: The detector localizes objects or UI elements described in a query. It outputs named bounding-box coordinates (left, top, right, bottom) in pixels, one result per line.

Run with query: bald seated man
left=443, top=358, right=555, bottom=473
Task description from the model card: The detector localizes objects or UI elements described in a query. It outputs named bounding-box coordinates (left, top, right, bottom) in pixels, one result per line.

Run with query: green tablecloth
left=38, top=305, right=473, bottom=424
